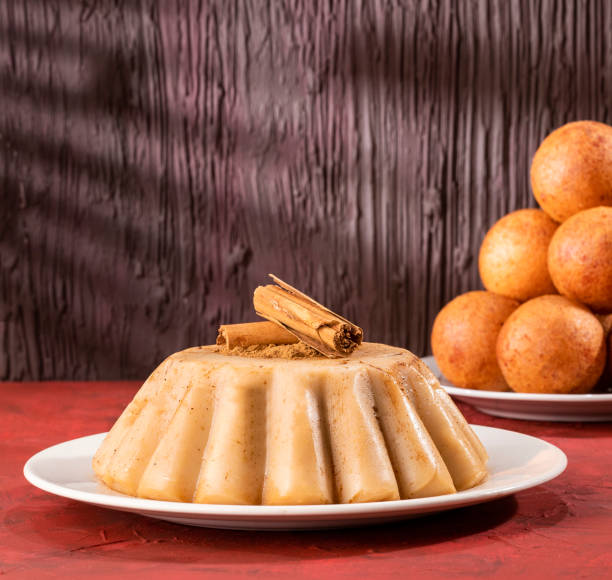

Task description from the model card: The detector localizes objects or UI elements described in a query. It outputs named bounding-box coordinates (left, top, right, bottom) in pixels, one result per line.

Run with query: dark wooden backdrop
left=1, top=1, right=611, bottom=380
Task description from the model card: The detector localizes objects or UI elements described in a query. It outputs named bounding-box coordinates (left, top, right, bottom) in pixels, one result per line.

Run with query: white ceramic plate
left=423, top=356, right=612, bottom=422
left=23, top=427, right=566, bottom=530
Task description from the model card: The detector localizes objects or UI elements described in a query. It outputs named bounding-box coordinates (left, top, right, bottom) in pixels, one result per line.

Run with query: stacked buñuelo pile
left=432, top=121, right=612, bottom=394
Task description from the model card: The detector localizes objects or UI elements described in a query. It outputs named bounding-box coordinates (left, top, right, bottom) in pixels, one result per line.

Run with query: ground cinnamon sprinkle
left=220, top=342, right=324, bottom=359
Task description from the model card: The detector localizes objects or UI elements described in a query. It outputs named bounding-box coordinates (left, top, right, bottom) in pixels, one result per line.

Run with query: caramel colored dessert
left=93, top=342, right=488, bottom=505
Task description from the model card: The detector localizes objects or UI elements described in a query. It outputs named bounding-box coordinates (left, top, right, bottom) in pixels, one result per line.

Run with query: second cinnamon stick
left=217, top=321, right=298, bottom=348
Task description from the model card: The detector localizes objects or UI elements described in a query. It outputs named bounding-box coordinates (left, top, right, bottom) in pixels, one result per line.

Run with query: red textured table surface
left=1, top=381, right=611, bottom=579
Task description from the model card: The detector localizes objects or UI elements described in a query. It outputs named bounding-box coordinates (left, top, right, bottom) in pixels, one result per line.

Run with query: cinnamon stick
left=217, top=321, right=298, bottom=348
left=253, top=274, right=363, bottom=357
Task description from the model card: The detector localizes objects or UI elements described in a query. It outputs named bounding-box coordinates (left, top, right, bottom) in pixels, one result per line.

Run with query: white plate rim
left=443, top=384, right=612, bottom=403
left=23, top=426, right=567, bottom=525
left=422, top=355, right=612, bottom=403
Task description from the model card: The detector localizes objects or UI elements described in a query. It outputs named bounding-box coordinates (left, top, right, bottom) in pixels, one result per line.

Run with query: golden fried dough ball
left=531, top=121, right=612, bottom=222
left=497, top=295, right=605, bottom=394
left=548, top=206, right=612, bottom=312
left=479, top=209, right=558, bottom=301
left=432, top=291, right=520, bottom=391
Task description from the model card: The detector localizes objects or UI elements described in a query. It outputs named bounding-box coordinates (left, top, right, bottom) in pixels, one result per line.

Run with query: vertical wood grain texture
left=1, top=0, right=611, bottom=380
